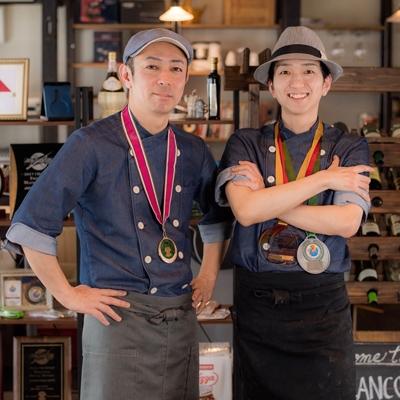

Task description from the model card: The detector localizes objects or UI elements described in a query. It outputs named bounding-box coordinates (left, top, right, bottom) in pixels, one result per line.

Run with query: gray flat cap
left=123, top=28, right=193, bottom=64
left=254, top=26, right=343, bottom=83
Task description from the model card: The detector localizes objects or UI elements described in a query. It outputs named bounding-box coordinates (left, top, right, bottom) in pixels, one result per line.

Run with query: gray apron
left=80, top=291, right=198, bottom=400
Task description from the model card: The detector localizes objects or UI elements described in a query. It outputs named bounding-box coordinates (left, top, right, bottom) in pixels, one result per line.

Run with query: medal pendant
left=158, top=235, right=177, bottom=264
left=297, top=234, right=330, bottom=274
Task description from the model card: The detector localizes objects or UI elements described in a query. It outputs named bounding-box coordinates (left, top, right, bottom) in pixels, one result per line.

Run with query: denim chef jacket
left=6, top=112, right=233, bottom=296
left=216, top=121, right=370, bottom=273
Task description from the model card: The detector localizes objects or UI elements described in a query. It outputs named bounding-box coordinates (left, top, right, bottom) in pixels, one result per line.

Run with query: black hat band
left=272, top=44, right=322, bottom=59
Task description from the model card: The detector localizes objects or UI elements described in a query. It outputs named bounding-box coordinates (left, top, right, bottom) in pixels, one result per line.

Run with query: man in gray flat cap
left=216, top=26, right=372, bottom=399
left=6, top=28, right=232, bottom=399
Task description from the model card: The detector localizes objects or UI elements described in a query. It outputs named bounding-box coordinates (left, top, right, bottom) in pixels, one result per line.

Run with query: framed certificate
left=0, top=58, right=29, bottom=120
left=13, top=336, right=72, bottom=400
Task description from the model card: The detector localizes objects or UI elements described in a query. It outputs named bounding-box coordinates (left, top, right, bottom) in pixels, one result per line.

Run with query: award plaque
left=13, top=336, right=71, bottom=400
left=9, top=143, right=63, bottom=217
left=0, top=269, right=53, bottom=311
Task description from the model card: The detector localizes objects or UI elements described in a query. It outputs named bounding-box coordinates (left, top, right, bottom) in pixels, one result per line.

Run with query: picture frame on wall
left=0, top=58, right=29, bottom=120
left=13, top=336, right=72, bottom=400
left=0, top=269, right=53, bottom=311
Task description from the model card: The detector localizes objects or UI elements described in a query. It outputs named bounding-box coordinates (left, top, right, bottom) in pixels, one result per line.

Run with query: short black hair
left=267, top=61, right=331, bottom=83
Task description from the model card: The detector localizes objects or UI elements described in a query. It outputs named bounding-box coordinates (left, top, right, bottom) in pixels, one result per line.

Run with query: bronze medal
left=259, top=223, right=299, bottom=264
left=158, top=236, right=177, bottom=264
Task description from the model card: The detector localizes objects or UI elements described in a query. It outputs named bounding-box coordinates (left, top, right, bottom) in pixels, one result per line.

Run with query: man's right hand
left=62, top=285, right=130, bottom=326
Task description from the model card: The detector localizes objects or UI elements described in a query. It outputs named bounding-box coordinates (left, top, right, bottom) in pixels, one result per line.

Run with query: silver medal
left=297, top=234, right=330, bottom=274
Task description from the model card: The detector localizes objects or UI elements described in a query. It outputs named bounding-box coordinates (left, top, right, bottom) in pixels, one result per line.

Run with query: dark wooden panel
left=224, top=66, right=400, bottom=92
left=347, top=237, right=400, bottom=260
left=369, top=143, right=400, bottom=167
left=370, top=190, right=400, bottom=213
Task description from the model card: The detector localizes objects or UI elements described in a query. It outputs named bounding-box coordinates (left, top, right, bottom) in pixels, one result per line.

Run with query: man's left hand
left=191, top=273, right=217, bottom=313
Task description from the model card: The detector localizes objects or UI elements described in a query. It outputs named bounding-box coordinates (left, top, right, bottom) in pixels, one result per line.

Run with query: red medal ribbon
left=121, top=106, right=177, bottom=226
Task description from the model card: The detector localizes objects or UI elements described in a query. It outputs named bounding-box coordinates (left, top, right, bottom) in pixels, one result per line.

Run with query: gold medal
left=158, top=235, right=177, bottom=264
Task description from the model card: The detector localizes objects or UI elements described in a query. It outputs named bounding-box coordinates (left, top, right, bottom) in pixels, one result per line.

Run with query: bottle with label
left=386, top=167, right=400, bottom=190
left=388, top=214, right=400, bottom=236
left=207, top=57, right=221, bottom=120
left=369, top=167, right=382, bottom=190
left=372, top=150, right=384, bottom=167
left=357, top=259, right=379, bottom=305
left=97, top=51, right=127, bottom=118
left=361, top=123, right=381, bottom=138
left=361, top=214, right=381, bottom=236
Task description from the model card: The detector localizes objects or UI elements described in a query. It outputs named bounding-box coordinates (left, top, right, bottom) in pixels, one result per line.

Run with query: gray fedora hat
left=254, top=26, right=343, bottom=83
left=123, top=28, right=193, bottom=64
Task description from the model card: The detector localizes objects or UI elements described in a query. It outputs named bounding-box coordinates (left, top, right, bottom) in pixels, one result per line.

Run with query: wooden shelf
left=72, top=22, right=381, bottom=32
left=370, top=190, right=400, bottom=214
left=72, top=23, right=278, bottom=31
left=0, top=316, right=76, bottom=328
left=224, top=66, right=400, bottom=93
left=347, top=236, right=400, bottom=260
left=172, top=119, right=233, bottom=125
left=307, top=24, right=384, bottom=32
left=71, top=62, right=216, bottom=76
left=72, top=23, right=171, bottom=31
left=0, top=118, right=74, bottom=126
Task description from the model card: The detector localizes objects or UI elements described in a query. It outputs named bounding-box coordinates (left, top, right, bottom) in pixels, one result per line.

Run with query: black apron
left=233, top=267, right=355, bottom=400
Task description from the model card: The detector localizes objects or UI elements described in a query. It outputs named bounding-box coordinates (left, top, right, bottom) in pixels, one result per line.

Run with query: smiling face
left=120, top=41, right=188, bottom=120
left=268, top=59, right=332, bottom=125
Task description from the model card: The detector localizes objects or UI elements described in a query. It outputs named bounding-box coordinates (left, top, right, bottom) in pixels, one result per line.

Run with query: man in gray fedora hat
left=6, top=28, right=232, bottom=399
left=216, top=26, right=373, bottom=399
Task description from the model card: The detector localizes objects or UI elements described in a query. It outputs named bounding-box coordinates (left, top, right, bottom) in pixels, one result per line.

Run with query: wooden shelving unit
left=0, top=119, right=74, bottom=127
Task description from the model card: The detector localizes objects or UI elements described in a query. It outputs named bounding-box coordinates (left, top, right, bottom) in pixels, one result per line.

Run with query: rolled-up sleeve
left=195, top=142, right=234, bottom=243
left=333, top=191, right=371, bottom=218
left=334, top=135, right=371, bottom=219
left=6, top=130, right=97, bottom=254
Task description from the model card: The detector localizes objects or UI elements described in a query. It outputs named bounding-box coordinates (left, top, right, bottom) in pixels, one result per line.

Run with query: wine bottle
left=357, top=260, right=378, bottom=282
left=361, top=214, right=381, bottom=236
left=369, top=167, right=382, bottom=190
left=388, top=214, right=400, bottom=236
left=372, top=150, right=384, bottom=167
left=367, top=288, right=378, bottom=304
left=371, top=196, right=383, bottom=208
left=387, top=167, right=400, bottom=190
left=361, top=123, right=381, bottom=138
left=368, top=243, right=379, bottom=265
left=97, top=52, right=126, bottom=118
left=207, top=57, right=221, bottom=120
left=101, top=51, right=124, bottom=93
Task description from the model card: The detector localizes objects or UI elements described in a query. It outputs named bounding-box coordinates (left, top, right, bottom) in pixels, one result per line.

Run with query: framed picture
left=13, top=336, right=72, bottom=400
left=0, top=269, right=53, bottom=311
left=0, top=58, right=29, bottom=120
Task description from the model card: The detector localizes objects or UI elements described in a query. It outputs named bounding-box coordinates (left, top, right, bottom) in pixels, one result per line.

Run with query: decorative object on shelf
left=40, top=82, right=74, bottom=121
left=223, top=0, right=275, bottom=26
left=0, top=58, right=29, bottom=121
left=13, top=336, right=71, bottom=400
left=207, top=57, right=221, bottom=120
left=159, top=0, right=193, bottom=33
left=120, top=0, right=166, bottom=24
left=181, top=0, right=205, bottom=25
left=386, top=8, right=400, bottom=23
left=98, top=51, right=126, bottom=118
left=183, top=89, right=207, bottom=119
left=391, top=123, right=400, bottom=138
left=94, top=31, right=122, bottom=62
left=80, top=0, right=119, bottom=23
left=0, top=269, right=53, bottom=311
left=9, top=143, right=63, bottom=217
